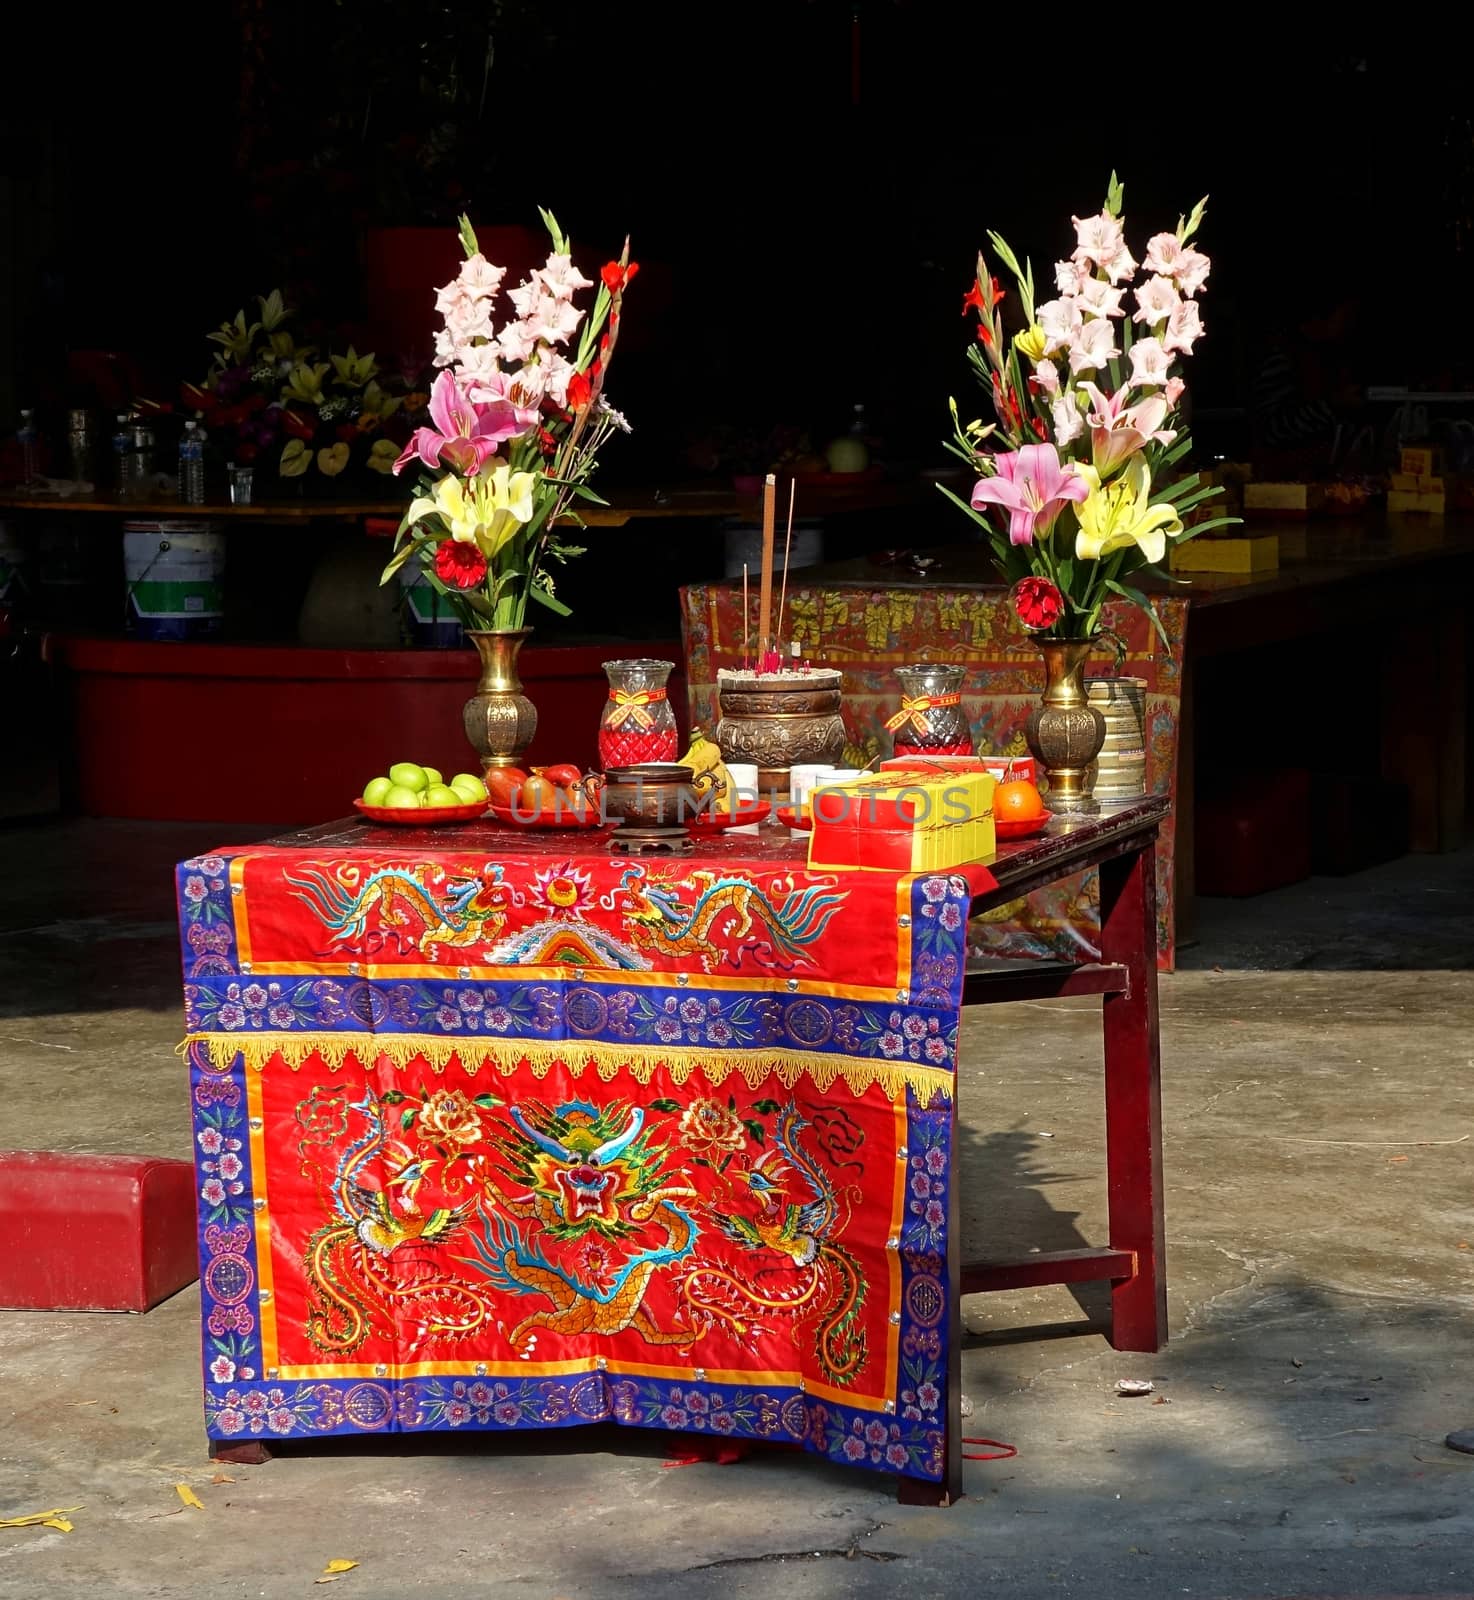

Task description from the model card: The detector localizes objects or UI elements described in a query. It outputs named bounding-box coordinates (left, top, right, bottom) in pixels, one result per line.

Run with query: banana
left=681, top=728, right=731, bottom=802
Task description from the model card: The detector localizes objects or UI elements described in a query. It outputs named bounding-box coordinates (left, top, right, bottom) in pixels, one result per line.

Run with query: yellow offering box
left=807, top=769, right=996, bottom=873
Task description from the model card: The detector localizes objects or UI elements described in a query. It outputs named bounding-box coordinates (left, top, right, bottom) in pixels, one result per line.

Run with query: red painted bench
left=0, top=1151, right=198, bottom=1312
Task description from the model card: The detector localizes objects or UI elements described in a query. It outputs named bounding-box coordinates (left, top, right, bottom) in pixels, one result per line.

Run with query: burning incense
left=742, top=562, right=750, bottom=668
left=758, top=473, right=776, bottom=660
left=776, top=479, right=796, bottom=651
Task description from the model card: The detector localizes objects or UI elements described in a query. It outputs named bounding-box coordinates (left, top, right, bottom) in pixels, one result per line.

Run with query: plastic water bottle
left=17, top=410, right=39, bottom=488
left=179, top=420, right=205, bottom=505
left=113, top=414, right=133, bottom=495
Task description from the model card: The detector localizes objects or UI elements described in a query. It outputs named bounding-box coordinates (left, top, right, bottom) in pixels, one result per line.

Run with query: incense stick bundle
left=742, top=563, right=750, bottom=668
left=758, top=473, right=776, bottom=658
left=776, top=480, right=796, bottom=647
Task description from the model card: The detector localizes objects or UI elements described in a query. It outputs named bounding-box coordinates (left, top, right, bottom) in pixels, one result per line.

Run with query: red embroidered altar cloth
left=177, top=829, right=990, bottom=1484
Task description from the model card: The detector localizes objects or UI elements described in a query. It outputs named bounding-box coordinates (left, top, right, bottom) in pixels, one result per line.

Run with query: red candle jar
left=885, top=664, right=974, bottom=758
left=598, top=658, right=679, bottom=770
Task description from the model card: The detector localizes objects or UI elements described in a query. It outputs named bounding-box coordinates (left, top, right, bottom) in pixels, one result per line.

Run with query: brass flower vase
left=1025, top=637, right=1107, bottom=815
left=463, top=627, right=537, bottom=772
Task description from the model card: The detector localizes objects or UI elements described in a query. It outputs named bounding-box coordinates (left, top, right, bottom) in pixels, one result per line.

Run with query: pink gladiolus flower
left=1054, top=259, right=1084, bottom=296
left=1077, top=278, right=1125, bottom=319
left=1128, top=337, right=1173, bottom=389
left=1173, top=248, right=1211, bottom=296
left=1079, top=382, right=1177, bottom=477
left=1142, top=232, right=1185, bottom=276
left=970, top=443, right=1089, bottom=547
left=1067, top=317, right=1118, bottom=375
left=457, top=252, right=507, bottom=298
left=1072, top=211, right=1136, bottom=284
left=1133, top=276, right=1181, bottom=328
left=1034, top=359, right=1061, bottom=397
left=1165, top=300, right=1204, bottom=354
left=463, top=368, right=543, bottom=434
left=1037, top=297, right=1083, bottom=355
left=1164, top=376, right=1186, bottom=406
left=536, top=252, right=594, bottom=301
left=393, top=370, right=529, bottom=476
left=1051, top=396, right=1084, bottom=447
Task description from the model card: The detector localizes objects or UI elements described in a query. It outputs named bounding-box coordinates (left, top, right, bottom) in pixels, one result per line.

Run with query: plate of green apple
left=355, top=762, right=490, bottom=824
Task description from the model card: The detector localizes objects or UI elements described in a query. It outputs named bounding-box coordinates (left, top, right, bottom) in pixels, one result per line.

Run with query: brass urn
left=1025, top=638, right=1106, bottom=815
left=715, top=668, right=846, bottom=797
left=463, top=628, right=537, bottom=772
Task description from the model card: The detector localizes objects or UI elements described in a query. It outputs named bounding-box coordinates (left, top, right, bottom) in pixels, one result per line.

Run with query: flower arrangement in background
left=185, top=291, right=416, bottom=480
left=941, top=174, right=1234, bottom=644
left=381, top=209, right=636, bottom=629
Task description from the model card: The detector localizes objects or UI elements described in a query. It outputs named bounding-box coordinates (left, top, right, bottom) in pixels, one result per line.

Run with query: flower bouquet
left=379, top=209, right=635, bottom=771
left=380, top=208, right=635, bottom=631
left=192, top=291, right=410, bottom=487
left=940, top=174, right=1234, bottom=810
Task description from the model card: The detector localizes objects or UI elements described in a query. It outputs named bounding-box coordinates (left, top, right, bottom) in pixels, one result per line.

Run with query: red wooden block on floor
left=0, top=1151, right=198, bottom=1312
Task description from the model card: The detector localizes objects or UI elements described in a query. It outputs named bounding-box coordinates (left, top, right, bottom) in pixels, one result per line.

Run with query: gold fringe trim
left=183, top=1031, right=952, bottom=1103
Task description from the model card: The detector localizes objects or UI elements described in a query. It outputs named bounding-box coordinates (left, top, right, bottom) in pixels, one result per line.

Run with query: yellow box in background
left=1244, top=482, right=1324, bottom=517
left=1170, top=534, right=1280, bottom=574
left=1400, top=446, right=1444, bottom=478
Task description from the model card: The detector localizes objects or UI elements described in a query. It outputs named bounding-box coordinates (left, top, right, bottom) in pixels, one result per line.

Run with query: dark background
left=5, top=1, right=1472, bottom=477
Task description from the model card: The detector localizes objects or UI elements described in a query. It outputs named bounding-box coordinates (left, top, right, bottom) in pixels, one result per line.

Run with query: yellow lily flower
left=257, top=290, right=287, bottom=332
left=1013, top=324, right=1049, bottom=362
left=1074, top=456, right=1182, bottom=566
left=330, top=345, right=380, bottom=389
left=419, top=464, right=539, bottom=559
left=279, top=439, right=311, bottom=478
left=282, top=361, right=331, bottom=406
left=267, top=330, right=298, bottom=362
left=207, top=308, right=259, bottom=363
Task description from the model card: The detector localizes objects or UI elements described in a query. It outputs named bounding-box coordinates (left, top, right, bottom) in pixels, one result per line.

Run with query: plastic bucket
left=123, top=521, right=225, bottom=640
left=398, top=563, right=466, bottom=649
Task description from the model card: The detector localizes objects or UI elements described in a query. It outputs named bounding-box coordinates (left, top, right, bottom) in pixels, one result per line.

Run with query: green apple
left=362, top=775, right=393, bottom=806
left=450, top=772, right=488, bottom=801
left=383, top=783, right=422, bottom=809
left=423, top=766, right=443, bottom=786
left=424, top=783, right=463, bottom=807
left=388, top=762, right=428, bottom=793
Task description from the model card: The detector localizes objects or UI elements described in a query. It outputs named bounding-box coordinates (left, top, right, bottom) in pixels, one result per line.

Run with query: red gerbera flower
left=433, top=540, right=488, bottom=591
left=1012, top=576, right=1064, bottom=631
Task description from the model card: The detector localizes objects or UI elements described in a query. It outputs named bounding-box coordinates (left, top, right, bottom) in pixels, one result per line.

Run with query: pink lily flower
left=393, top=370, right=532, bottom=477
left=970, top=443, right=1089, bottom=547
left=1079, top=382, right=1177, bottom=478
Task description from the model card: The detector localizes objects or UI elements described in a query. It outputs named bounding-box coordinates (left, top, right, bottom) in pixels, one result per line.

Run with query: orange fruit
left=995, top=778, right=1046, bottom=821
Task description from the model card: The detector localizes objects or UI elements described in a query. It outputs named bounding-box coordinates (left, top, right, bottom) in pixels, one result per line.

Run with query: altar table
left=176, top=799, right=1167, bottom=1503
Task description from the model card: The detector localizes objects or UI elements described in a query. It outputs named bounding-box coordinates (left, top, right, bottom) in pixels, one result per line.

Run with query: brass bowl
left=587, top=763, right=717, bottom=828
left=716, top=669, right=846, bottom=796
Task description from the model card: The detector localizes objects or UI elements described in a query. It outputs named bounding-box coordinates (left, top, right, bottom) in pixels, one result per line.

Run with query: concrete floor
left=1, top=819, right=1472, bottom=1599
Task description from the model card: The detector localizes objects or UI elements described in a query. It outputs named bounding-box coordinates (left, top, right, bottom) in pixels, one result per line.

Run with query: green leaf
left=472, top=1093, right=501, bottom=1108
left=1177, top=194, right=1209, bottom=243
left=400, top=1108, right=418, bottom=1130
left=1105, top=579, right=1171, bottom=648
left=1172, top=514, right=1242, bottom=546
left=380, top=1090, right=407, bottom=1104
left=752, top=1098, right=780, bottom=1114
left=457, top=213, right=480, bottom=260
left=650, top=1098, right=682, bottom=1114
left=935, top=480, right=1001, bottom=542
left=1105, top=171, right=1125, bottom=217
left=529, top=583, right=572, bottom=617
left=742, top=1120, right=765, bottom=1146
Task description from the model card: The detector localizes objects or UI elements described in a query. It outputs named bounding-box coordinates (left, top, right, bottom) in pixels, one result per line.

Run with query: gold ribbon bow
left=883, top=692, right=961, bottom=737
left=606, top=687, right=667, bottom=730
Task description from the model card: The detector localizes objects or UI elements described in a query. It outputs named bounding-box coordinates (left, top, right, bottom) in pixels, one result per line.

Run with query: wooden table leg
left=897, top=1087, right=963, bottom=1506
left=1097, top=839, right=1167, bottom=1353
left=209, top=1438, right=272, bottom=1465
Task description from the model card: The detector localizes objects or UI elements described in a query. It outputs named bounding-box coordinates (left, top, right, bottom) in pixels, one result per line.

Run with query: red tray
left=488, top=803, right=603, bottom=831
left=687, top=801, right=771, bottom=832
left=995, top=813, right=1050, bottom=841
left=776, top=805, right=814, bottom=831
left=354, top=799, right=488, bottom=825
